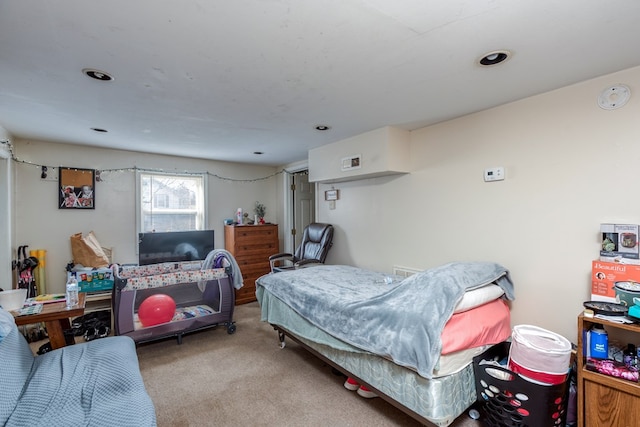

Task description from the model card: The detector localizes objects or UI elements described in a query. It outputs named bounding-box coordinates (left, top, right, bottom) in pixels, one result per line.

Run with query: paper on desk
left=14, top=304, right=43, bottom=316
left=27, top=294, right=66, bottom=304
left=594, top=314, right=636, bottom=324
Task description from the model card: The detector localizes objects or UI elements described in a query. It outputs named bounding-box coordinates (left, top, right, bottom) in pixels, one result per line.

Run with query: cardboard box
left=68, top=268, right=114, bottom=293
left=599, top=256, right=640, bottom=265
left=591, top=260, right=640, bottom=302
left=601, top=223, right=640, bottom=261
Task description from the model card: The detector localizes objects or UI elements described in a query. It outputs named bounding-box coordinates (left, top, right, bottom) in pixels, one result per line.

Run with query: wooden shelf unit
left=84, top=291, right=111, bottom=312
left=577, top=313, right=640, bottom=426
left=224, top=224, right=278, bottom=305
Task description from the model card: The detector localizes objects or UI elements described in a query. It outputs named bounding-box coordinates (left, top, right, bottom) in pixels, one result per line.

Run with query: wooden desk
left=13, top=293, right=86, bottom=350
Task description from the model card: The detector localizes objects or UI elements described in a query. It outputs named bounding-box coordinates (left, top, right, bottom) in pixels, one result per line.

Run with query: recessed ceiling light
left=83, top=68, right=114, bottom=81
left=315, top=125, right=331, bottom=131
left=91, top=128, right=108, bottom=133
left=478, top=50, right=511, bottom=66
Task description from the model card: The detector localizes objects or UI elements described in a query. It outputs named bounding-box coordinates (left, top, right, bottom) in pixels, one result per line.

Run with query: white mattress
left=133, top=304, right=215, bottom=331
left=433, top=345, right=490, bottom=378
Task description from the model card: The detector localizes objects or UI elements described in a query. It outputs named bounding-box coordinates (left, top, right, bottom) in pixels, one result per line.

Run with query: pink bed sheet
left=440, top=298, right=511, bottom=355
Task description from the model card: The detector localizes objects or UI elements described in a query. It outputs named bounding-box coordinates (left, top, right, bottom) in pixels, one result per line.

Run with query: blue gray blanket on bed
left=256, top=262, right=514, bottom=378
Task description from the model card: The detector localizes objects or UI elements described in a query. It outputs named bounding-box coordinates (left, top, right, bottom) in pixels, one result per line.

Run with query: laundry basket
left=473, top=341, right=570, bottom=427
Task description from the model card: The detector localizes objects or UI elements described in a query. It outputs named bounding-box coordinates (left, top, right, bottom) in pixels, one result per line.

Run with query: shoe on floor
left=344, top=377, right=360, bottom=391
left=84, top=327, right=97, bottom=342
left=37, top=342, right=52, bottom=355
left=357, top=385, right=378, bottom=399
left=97, top=324, right=110, bottom=338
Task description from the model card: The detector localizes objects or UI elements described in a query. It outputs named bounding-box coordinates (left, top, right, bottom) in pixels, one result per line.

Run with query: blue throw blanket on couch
left=0, top=308, right=156, bottom=427
left=256, top=262, right=515, bottom=378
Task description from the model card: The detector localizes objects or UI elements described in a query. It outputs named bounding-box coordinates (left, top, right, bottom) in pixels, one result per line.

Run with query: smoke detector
left=598, top=84, right=631, bottom=110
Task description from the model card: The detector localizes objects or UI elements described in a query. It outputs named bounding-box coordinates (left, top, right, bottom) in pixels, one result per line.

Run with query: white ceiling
left=1, top=1, right=640, bottom=166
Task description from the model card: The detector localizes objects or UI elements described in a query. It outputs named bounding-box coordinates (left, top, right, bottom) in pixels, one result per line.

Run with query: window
left=154, top=194, right=169, bottom=209
left=138, top=172, right=206, bottom=232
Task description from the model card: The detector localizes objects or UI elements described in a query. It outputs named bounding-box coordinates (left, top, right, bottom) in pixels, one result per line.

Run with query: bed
left=255, top=262, right=515, bottom=426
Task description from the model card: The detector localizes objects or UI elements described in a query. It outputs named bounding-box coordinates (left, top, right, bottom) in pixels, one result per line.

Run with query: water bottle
left=65, top=275, right=79, bottom=309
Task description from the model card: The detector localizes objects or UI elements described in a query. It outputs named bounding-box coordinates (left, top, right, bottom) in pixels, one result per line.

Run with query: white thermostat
left=484, top=167, right=504, bottom=182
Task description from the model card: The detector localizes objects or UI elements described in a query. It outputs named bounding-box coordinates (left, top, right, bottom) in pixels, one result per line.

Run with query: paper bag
left=70, top=231, right=110, bottom=268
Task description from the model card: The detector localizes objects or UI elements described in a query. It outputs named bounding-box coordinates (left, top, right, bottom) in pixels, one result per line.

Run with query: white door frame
left=281, top=160, right=313, bottom=254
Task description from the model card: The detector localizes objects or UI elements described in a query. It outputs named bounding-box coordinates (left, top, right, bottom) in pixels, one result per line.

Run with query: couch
left=0, top=307, right=156, bottom=426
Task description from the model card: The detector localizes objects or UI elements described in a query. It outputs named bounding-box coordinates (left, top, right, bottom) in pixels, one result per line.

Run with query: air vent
left=392, top=265, right=421, bottom=277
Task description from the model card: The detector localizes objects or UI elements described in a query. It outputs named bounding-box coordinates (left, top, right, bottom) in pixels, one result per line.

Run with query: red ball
left=137, top=294, right=176, bottom=327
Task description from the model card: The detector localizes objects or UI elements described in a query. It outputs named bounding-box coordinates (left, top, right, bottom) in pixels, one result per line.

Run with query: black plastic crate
left=472, top=341, right=569, bottom=427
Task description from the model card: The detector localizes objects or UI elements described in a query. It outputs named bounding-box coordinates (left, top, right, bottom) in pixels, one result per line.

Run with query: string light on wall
left=3, top=140, right=294, bottom=183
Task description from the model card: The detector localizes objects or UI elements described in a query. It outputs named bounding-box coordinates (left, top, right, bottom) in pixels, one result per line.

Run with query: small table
left=13, top=293, right=86, bottom=350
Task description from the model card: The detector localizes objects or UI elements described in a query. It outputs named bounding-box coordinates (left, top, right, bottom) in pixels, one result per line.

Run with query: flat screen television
left=138, top=230, right=215, bottom=265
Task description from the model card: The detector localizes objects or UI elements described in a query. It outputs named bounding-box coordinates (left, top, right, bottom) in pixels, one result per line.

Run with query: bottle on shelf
left=65, top=275, right=79, bottom=309
left=588, top=324, right=608, bottom=359
left=624, top=344, right=638, bottom=370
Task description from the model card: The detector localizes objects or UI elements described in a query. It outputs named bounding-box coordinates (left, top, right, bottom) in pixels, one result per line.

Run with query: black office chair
left=269, top=223, right=334, bottom=273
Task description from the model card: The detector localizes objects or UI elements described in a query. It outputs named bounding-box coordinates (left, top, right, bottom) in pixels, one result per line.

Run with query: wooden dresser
left=224, top=224, right=279, bottom=304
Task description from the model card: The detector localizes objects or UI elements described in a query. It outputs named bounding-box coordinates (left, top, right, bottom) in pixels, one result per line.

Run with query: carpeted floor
left=135, top=302, right=482, bottom=427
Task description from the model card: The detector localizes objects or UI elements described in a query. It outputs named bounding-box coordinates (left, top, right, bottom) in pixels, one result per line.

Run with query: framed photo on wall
left=59, top=167, right=95, bottom=209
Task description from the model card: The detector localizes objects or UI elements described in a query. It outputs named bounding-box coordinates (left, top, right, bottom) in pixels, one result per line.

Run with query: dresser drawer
left=231, top=227, right=277, bottom=242
left=235, top=284, right=258, bottom=305
left=236, top=261, right=271, bottom=277
left=230, top=243, right=278, bottom=258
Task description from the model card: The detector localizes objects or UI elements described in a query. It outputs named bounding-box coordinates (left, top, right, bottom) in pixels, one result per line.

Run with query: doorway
left=290, top=171, right=315, bottom=251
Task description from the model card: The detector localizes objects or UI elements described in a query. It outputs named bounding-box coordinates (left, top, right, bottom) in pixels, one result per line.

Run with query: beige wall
left=12, top=140, right=279, bottom=294
left=316, top=65, right=640, bottom=343
left=6, top=65, right=640, bottom=343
